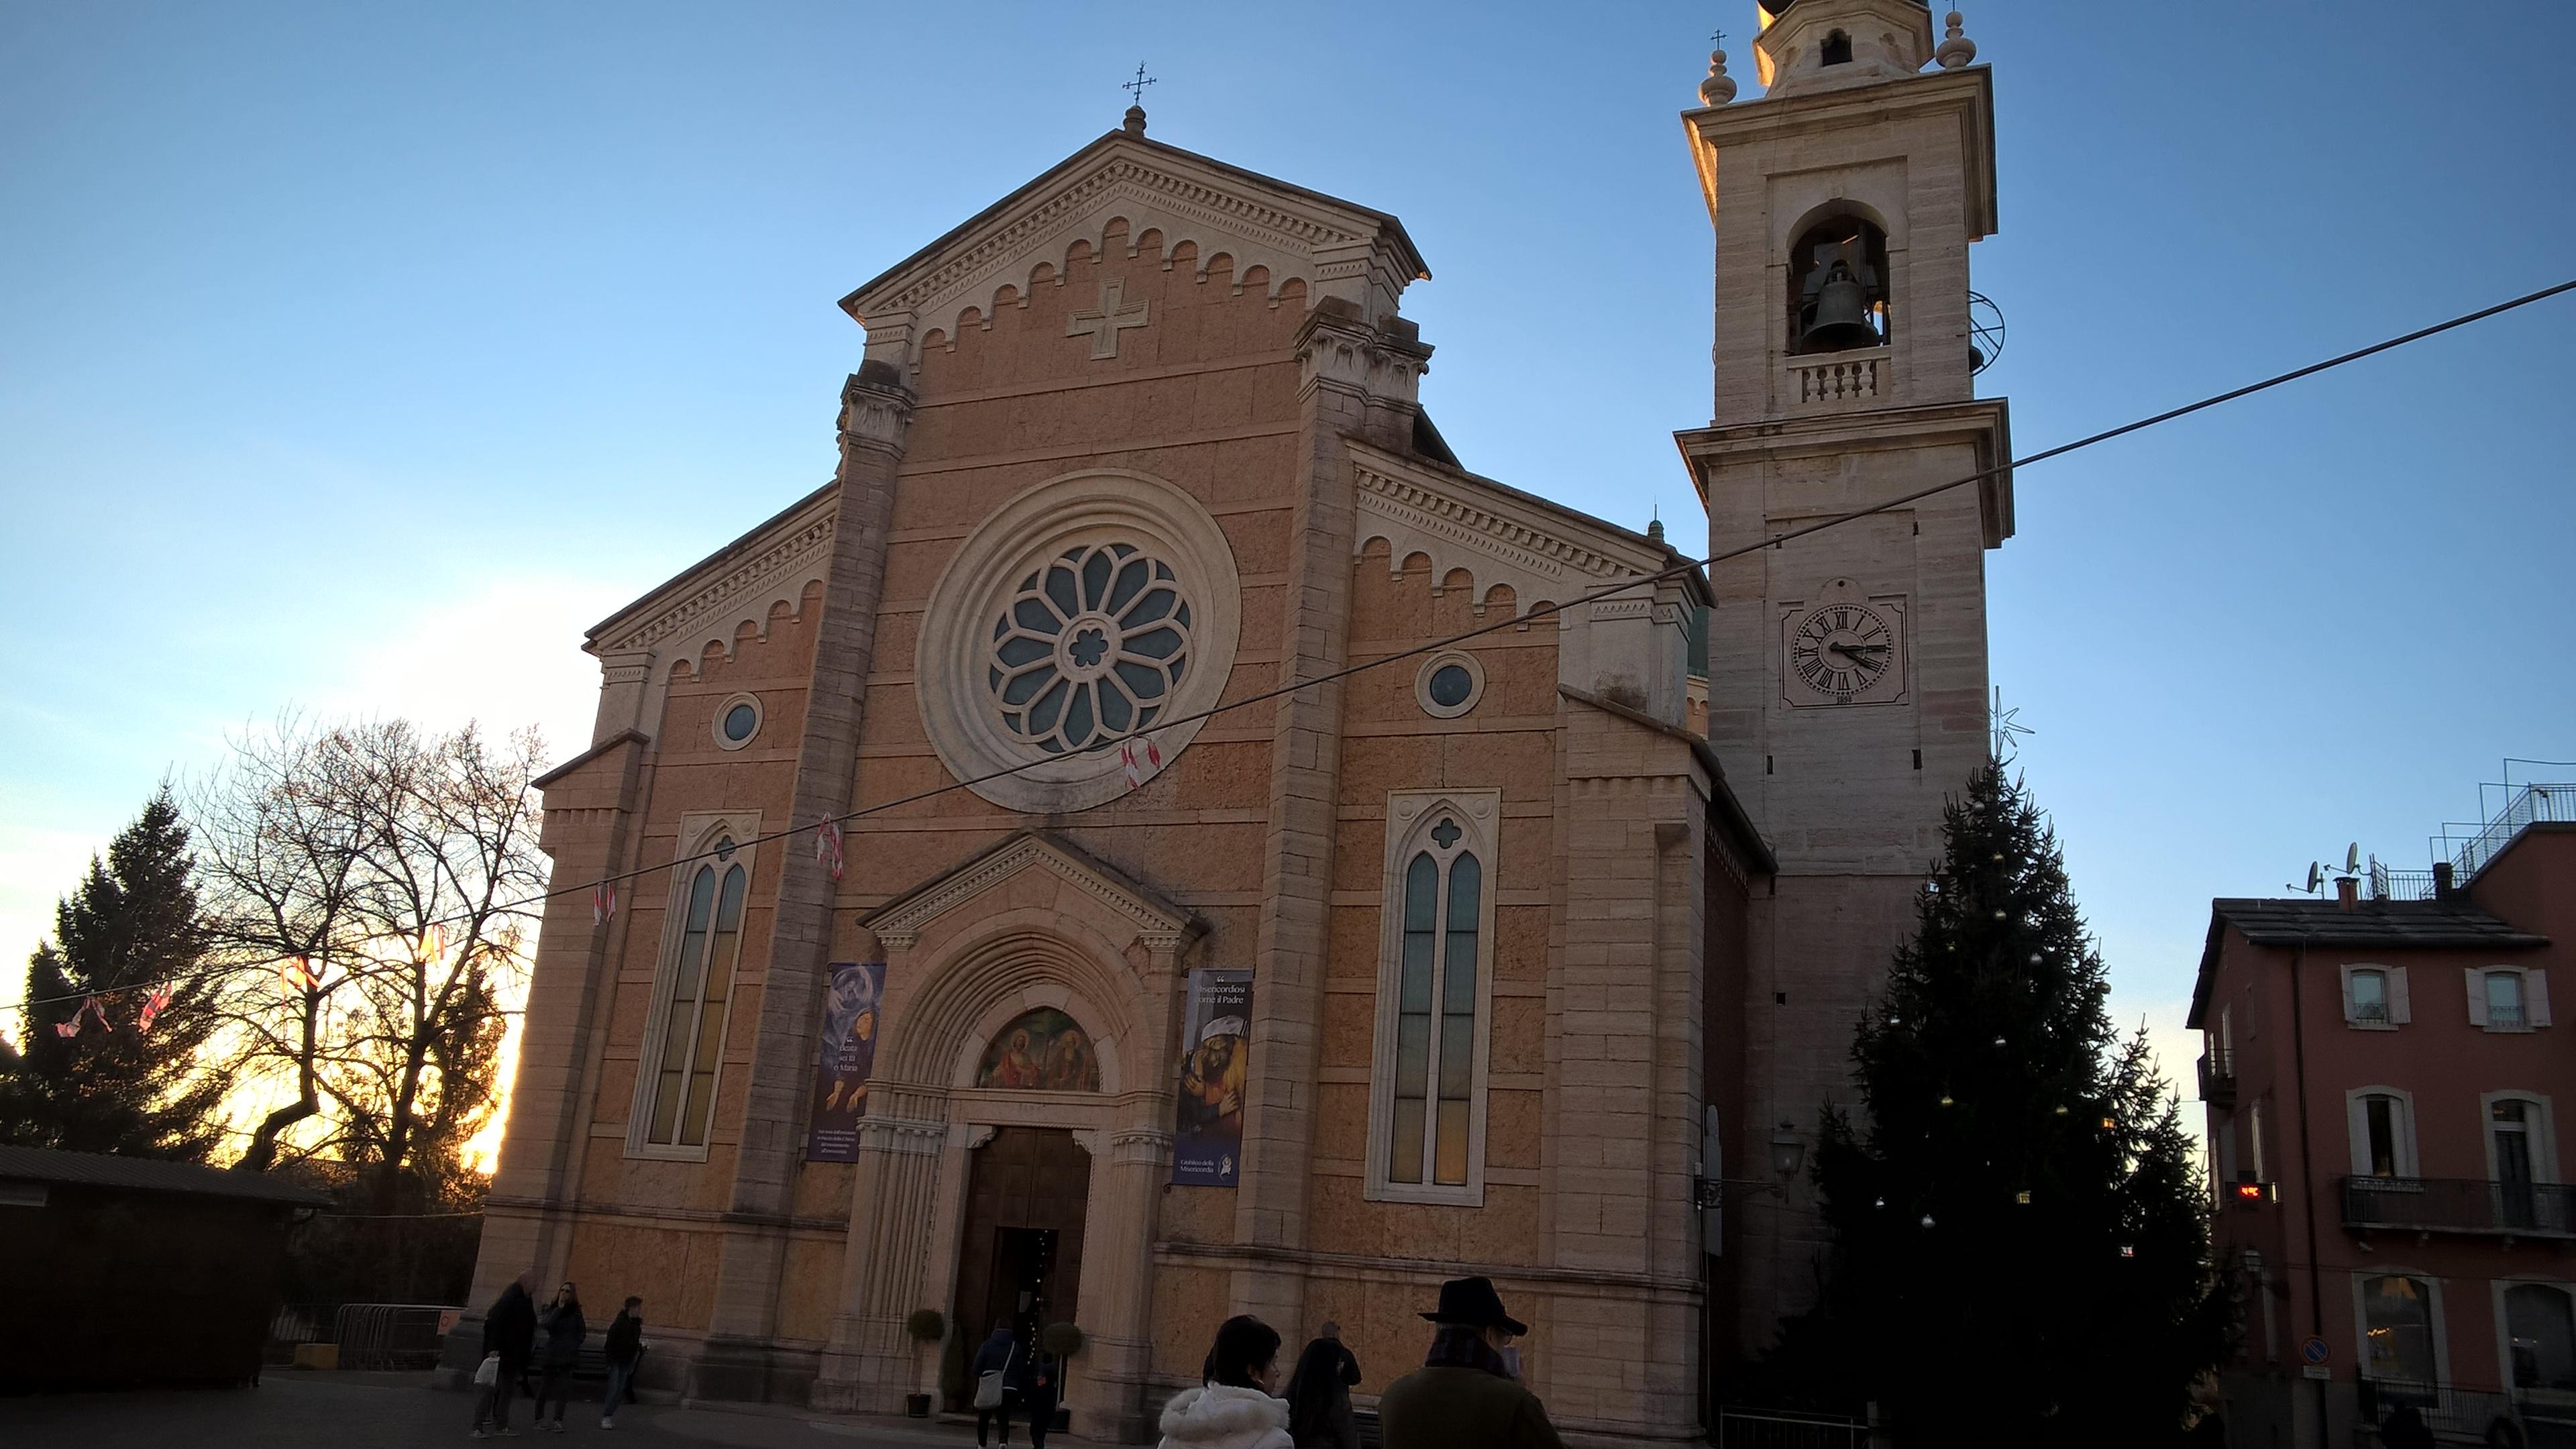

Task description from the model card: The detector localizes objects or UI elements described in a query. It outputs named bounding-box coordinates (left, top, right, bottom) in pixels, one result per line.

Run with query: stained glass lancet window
left=647, top=848, right=747, bottom=1147
left=1385, top=810, right=1484, bottom=1189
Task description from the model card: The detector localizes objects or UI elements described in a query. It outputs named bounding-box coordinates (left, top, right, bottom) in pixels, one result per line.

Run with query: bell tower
left=1676, top=1, right=2014, bottom=1351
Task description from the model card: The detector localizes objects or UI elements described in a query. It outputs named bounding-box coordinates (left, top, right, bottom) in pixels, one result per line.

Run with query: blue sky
left=3, top=1, right=2571, bottom=1083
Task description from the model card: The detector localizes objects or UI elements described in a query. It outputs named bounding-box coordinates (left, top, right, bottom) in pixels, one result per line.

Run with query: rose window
left=988, top=541, right=1192, bottom=754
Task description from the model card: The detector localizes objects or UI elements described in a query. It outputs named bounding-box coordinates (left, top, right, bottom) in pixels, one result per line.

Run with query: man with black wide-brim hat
left=1375, top=1277, right=1566, bottom=1449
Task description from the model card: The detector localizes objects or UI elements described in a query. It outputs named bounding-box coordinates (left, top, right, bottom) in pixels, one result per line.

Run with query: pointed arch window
left=629, top=814, right=760, bottom=1159
left=1368, top=790, right=1499, bottom=1205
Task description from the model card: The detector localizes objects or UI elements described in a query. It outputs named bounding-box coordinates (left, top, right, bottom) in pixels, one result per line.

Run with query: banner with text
left=804, top=961, right=885, bottom=1163
left=1172, top=968, right=1252, bottom=1187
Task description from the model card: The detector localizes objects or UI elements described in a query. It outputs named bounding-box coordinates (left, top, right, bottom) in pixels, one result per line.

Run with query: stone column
left=692, top=364, right=914, bottom=1403
left=1080, top=929, right=1187, bottom=1441
left=810, top=1081, right=950, bottom=1412
left=1232, top=303, right=1431, bottom=1327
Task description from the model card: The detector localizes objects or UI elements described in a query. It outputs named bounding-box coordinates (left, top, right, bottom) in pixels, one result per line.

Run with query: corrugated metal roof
left=0, top=1145, right=329, bottom=1206
left=2209, top=898, right=2548, bottom=950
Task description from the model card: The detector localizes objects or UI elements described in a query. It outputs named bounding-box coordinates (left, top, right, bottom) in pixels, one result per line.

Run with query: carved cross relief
left=1067, top=279, right=1149, bottom=360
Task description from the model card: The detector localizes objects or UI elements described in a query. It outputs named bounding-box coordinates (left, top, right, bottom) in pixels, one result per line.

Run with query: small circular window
left=714, top=693, right=763, bottom=751
left=1415, top=651, right=1485, bottom=719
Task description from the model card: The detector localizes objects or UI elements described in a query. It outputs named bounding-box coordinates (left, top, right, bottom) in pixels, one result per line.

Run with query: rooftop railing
left=2441, top=782, right=2575, bottom=882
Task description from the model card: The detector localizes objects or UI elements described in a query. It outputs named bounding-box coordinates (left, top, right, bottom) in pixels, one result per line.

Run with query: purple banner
left=1172, top=968, right=1252, bottom=1186
left=804, top=961, right=885, bottom=1163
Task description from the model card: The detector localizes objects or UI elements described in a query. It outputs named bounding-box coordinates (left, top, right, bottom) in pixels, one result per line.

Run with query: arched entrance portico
left=812, top=833, right=1196, bottom=1444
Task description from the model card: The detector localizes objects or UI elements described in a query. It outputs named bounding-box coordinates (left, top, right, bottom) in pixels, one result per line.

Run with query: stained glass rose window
left=988, top=541, right=1192, bottom=754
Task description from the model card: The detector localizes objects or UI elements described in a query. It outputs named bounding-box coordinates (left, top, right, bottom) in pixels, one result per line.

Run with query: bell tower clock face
left=1780, top=580, right=1907, bottom=706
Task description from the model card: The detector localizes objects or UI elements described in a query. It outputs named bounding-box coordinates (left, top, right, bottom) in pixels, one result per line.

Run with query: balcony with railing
left=2341, top=1176, right=2576, bottom=1239
left=2197, top=1047, right=2236, bottom=1107
left=1783, top=347, right=1889, bottom=408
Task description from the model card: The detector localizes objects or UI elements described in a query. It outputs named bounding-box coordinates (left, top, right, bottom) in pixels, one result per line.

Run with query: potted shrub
left=1040, top=1322, right=1085, bottom=1433
left=904, top=1309, right=945, bottom=1417
left=938, top=1317, right=971, bottom=1413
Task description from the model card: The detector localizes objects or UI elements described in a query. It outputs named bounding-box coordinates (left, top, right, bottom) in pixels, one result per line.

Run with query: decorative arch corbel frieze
left=579, top=484, right=840, bottom=744
left=842, top=139, right=1428, bottom=374
left=1348, top=441, right=1667, bottom=625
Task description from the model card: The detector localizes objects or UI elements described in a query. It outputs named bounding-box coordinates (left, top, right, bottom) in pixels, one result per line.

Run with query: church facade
left=461, top=3, right=2011, bottom=1441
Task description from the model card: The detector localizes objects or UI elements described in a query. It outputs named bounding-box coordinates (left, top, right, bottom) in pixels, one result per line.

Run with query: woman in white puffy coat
left=1157, top=1314, right=1295, bottom=1449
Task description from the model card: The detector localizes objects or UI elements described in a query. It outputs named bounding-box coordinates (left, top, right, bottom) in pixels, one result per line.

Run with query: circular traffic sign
left=2300, top=1337, right=2330, bottom=1366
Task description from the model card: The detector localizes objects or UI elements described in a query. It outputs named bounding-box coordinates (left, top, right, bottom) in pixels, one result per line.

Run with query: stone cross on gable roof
left=1067, top=278, right=1149, bottom=360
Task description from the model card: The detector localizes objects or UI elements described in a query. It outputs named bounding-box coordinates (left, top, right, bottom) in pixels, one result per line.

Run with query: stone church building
left=461, top=3, right=2013, bottom=1440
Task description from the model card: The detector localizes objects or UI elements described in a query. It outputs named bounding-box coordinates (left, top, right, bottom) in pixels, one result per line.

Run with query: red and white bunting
left=592, top=880, right=618, bottom=927
left=52, top=1011, right=80, bottom=1039
left=138, top=987, right=170, bottom=1032
left=86, top=996, right=113, bottom=1032
left=815, top=819, right=845, bottom=882
left=278, top=956, right=318, bottom=996
left=1118, top=735, right=1164, bottom=790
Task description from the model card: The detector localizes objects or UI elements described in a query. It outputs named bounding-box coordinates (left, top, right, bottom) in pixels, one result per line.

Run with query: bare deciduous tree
left=194, top=718, right=548, bottom=1220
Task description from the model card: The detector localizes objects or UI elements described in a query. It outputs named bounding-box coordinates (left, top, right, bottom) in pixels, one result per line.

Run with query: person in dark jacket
left=1022, top=1350, right=1059, bottom=1449
left=600, top=1296, right=645, bottom=1430
left=2380, top=1403, right=2435, bottom=1449
left=531, top=1281, right=587, bottom=1432
left=1377, top=1279, right=1565, bottom=1449
left=470, top=1272, right=538, bottom=1438
left=1283, top=1323, right=1362, bottom=1449
left=971, top=1324, right=1022, bottom=1446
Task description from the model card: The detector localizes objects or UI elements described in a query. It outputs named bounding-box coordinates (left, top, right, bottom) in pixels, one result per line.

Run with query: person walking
left=470, top=1272, right=539, bottom=1439
left=971, top=1323, right=1021, bottom=1447
left=1283, top=1323, right=1361, bottom=1449
left=599, top=1296, right=645, bottom=1430
left=1022, top=1350, right=1059, bottom=1449
left=531, top=1281, right=587, bottom=1433
left=1377, top=1278, right=1565, bottom=1449
left=1156, top=1315, right=1293, bottom=1449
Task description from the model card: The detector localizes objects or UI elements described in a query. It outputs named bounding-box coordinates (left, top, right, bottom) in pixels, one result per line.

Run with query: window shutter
left=2390, top=966, right=2412, bottom=1025
left=2339, top=967, right=2358, bottom=1024
left=2346, top=1095, right=2371, bottom=1177
left=2531, top=969, right=2552, bottom=1029
left=2468, top=969, right=2491, bottom=1027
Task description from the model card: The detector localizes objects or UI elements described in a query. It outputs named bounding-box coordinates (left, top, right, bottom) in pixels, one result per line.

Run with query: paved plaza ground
left=0, top=1371, right=1100, bottom=1449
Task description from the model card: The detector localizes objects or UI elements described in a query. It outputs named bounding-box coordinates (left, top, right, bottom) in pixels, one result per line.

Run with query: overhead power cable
left=5, top=276, right=2571, bottom=1020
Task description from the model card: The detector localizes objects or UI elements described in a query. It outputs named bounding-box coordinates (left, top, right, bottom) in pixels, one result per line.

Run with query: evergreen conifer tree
left=1799, top=763, right=2229, bottom=1445
left=0, top=788, right=229, bottom=1159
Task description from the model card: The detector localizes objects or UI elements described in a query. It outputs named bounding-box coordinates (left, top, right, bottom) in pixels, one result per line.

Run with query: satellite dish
left=2344, top=843, right=2361, bottom=874
left=2304, top=862, right=2323, bottom=894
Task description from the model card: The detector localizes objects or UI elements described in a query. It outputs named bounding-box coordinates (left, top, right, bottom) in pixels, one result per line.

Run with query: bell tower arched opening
left=1787, top=213, right=1890, bottom=355
left=1820, top=29, right=1854, bottom=66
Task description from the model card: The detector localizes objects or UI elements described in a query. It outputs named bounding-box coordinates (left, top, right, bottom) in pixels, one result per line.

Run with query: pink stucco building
left=2191, top=789, right=2575, bottom=1448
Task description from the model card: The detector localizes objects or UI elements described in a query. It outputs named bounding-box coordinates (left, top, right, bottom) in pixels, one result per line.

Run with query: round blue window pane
left=1428, top=663, right=1474, bottom=709
left=723, top=703, right=758, bottom=741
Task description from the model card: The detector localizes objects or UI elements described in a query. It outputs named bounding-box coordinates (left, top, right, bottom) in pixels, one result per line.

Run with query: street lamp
left=1768, top=1124, right=1806, bottom=1182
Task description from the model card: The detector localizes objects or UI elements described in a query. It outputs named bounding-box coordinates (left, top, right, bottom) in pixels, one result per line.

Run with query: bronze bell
left=1803, top=260, right=1878, bottom=352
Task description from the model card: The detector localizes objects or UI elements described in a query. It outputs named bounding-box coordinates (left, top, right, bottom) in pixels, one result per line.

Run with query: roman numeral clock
left=1780, top=578, right=1908, bottom=706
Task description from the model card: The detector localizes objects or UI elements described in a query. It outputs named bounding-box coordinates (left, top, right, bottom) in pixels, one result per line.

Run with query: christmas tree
left=0, top=788, right=229, bottom=1160
left=1796, top=763, right=2230, bottom=1445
